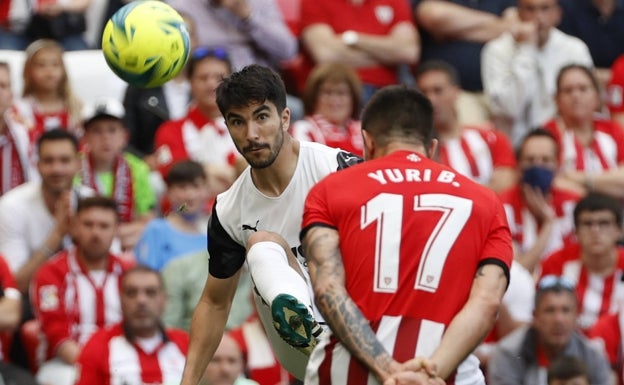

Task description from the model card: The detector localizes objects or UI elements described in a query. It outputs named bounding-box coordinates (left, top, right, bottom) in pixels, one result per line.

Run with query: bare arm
left=180, top=269, right=241, bottom=385
left=301, top=24, right=379, bottom=67
left=429, top=263, right=508, bottom=379
left=415, top=1, right=517, bottom=43
left=16, top=226, right=65, bottom=293
left=0, top=295, right=21, bottom=331
left=561, top=168, right=624, bottom=199
left=350, top=22, right=420, bottom=65
left=304, top=226, right=401, bottom=383
left=57, top=340, right=81, bottom=364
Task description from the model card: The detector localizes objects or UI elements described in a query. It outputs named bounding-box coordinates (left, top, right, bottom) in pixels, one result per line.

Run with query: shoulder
left=0, top=181, right=40, bottom=208
left=300, top=141, right=362, bottom=169
left=495, top=325, right=531, bottom=355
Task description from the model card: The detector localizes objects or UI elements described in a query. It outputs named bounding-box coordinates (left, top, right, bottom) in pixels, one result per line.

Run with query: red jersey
left=541, top=244, right=624, bottom=331
left=302, top=150, right=513, bottom=385
left=607, top=55, right=624, bottom=115
left=0, top=256, right=19, bottom=361
left=544, top=118, right=624, bottom=173
left=589, top=312, right=624, bottom=385
left=229, top=317, right=291, bottom=385
left=154, top=106, right=238, bottom=176
left=30, top=248, right=126, bottom=360
left=437, top=125, right=516, bottom=186
left=75, top=323, right=188, bottom=385
left=500, top=185, right=580, bottom=259
left=299, top=0, right=414, bottom=88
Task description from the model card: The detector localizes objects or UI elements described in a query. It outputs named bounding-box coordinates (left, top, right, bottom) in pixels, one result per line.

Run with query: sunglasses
left=537, top=275, right=575, bottom=291
left=191, top=46, right=230, bottom=62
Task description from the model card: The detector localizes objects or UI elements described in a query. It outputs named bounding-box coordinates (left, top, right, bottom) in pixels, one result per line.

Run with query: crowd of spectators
left=1, top=0, right=624, bottom=384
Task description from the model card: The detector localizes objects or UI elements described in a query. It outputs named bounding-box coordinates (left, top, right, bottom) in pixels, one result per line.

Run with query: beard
left=240, top=124, right=284, bottom=169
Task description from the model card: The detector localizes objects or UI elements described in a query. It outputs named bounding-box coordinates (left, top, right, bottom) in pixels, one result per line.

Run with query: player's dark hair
left=216, top=64, right=287, bottom=116
left=76, top=196, right=119, bottom=221
left=36, top=128, right=79, bottom=156
left=573, top=192, right=623, bottom=228
left=556, top=64, right=600, bottom=95
left=121, top=265, right=164, bottom=290
left=547, top=355, right=589, bottom=384
left=164, top=160, right=206, bottom=187
left=361, top=85, right=434, bottom=149
left=515, top=128, right=559, bottom=161
left=414, top=60, right=461, bottom=87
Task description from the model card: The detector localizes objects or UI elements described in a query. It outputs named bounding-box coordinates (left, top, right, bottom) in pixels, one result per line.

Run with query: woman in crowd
left=290, top=62, right=364, bottom=156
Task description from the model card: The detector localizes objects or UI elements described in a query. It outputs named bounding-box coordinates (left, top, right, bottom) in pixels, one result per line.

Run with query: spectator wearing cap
left=77, top=97, right=156, bottom=253
left=540, top=192, right=624, bottom=332
left=488, top=275, right=610, bottom=385
left=154, top=47, right=246, bottom=197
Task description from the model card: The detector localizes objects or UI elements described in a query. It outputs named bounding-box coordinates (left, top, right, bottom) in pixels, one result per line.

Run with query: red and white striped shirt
left=75, top=323, right=188, bottom=385
left=541, top=244, right=624, bottom=331
left=588, top=311, right=624, bottom=385
left=437, top=125, right=516, bottom=186
left=290, top=115, right=364, bottom=156
left=0, top=255, right=19, bottom=361
left=31, top=248, right=127, bottom=360
left=544, top=118, right=624, bottom=174
left=500, top=186, right=580, bottom=259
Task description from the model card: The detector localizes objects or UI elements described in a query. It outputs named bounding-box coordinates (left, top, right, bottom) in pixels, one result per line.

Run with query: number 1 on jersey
left=361, top=193, right=473, bottom=294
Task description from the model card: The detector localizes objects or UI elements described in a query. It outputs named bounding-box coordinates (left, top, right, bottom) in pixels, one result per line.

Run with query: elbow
left=415, top=2, right=449, bottom=33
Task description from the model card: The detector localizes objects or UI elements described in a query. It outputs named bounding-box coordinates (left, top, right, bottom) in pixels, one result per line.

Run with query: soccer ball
left=101, top=1, right=190, bottom=88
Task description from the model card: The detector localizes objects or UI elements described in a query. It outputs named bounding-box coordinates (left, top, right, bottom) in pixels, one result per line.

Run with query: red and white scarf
left=81, top=153, right=134, bottom=222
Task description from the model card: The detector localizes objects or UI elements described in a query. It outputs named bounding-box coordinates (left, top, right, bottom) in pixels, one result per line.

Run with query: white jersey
left=207, top=141, right=360, bottom=379
left=208, top=141, right=359, bottom=278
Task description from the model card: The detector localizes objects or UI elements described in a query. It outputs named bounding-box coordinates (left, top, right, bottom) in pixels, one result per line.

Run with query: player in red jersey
left=301, top=86, right=512, bottom=385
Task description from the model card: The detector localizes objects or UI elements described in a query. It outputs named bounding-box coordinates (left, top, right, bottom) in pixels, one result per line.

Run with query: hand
left=510, top=21, right=538, bottom=45
left=54, top=190, right=72, bottom=237
left=522, top=184, right=555, bottom=223
left=384, top=370, right=445, bottom=385
left=214, top=0, right=251, bottom=19
left=117, top=221, right=146, bottom=252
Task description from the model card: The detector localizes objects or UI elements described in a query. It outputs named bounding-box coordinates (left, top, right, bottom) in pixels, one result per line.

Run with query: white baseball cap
left=82, top=97, right=125, bottom=127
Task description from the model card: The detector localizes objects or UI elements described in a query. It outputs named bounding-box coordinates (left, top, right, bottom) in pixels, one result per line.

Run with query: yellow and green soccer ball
left=101, top=1, right=190, bottom=88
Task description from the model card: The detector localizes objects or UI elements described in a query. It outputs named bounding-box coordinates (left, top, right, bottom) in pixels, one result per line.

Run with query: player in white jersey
left=180, top=65, right=360, bottom=385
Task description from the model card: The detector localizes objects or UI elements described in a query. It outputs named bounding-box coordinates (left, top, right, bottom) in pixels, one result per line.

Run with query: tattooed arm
left=304, top=226, right=407, bottom=383
left=427, top=263, right=508, bottom=379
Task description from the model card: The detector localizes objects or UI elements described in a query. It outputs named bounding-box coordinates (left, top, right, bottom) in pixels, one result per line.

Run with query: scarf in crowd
left=81, top=153, right=134, bottom=222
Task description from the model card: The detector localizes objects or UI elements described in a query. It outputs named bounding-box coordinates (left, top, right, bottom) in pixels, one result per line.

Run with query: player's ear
left=281, top=107, right=291, bottom=132
left=427, top=138, right=439, bottom=159
left=362, top=129, right=375, bottom=160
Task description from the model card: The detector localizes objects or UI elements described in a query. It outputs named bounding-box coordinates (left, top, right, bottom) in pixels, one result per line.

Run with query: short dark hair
left=76, top=196, right=119, bottom=220
left=573, top=192, right=623, bottom=228
left=216, top=64, right=287, bottom=116
left=516, top=128, right=559, bottom=161
left=121, top=265, right=163, bottom=290
left=164, top=160, right=206, bottom=186
left=361, top=85, right=434, bottom=149
left=413, top=60, right=461, bottom=87
left=547, top=355, right=589, bottom=384
left=36, top=129, right=79, bottom=155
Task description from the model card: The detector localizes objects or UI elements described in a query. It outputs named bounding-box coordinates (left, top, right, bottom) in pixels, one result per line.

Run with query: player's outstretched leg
left=271, top=293, right=324, bottom=354
left=246, top=232, right=324, bottom=355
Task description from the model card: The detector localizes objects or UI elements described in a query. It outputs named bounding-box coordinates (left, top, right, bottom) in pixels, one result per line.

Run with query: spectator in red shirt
left=75, top=266, right=188, bottom=385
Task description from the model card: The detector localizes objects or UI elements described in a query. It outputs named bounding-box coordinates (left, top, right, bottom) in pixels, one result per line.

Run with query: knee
left=247, top=231, right=283, bottom=249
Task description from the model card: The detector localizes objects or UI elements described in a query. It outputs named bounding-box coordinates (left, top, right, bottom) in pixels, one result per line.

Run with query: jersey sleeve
left=480, top=198, right=513, bottom=284
left=300, top=0, right=329, bottom=30
left=486, top=129, right=517, bottom=168
left=75, top=331, right=109, bottom=385
left=31, top=262, right=72, bottom=356
left=208, top=204, right=247, bottom=279
left=301, top=179, right=335, bottom=240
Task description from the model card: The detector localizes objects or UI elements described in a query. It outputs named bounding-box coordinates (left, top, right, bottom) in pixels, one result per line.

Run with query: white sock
left=247, top=241, right=312, bottom=309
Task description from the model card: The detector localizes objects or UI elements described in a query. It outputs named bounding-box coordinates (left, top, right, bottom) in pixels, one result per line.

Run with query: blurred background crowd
left=0, top=0, right=624, bottom=384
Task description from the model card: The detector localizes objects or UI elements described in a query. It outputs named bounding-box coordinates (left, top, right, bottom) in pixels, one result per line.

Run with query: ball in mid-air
left=101, top=1, right=190, bottom=88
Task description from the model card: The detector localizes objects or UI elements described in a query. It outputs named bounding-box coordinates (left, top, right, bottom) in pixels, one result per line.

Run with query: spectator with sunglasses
left=540, top=192, right=624, bottom=332
left=154, top=46, right=247, bottom=197
left=488, top=275, right=610, bottom=385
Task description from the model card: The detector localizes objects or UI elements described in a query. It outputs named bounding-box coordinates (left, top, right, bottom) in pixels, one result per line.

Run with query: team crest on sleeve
left=39, top=285, right=59, bottom=311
